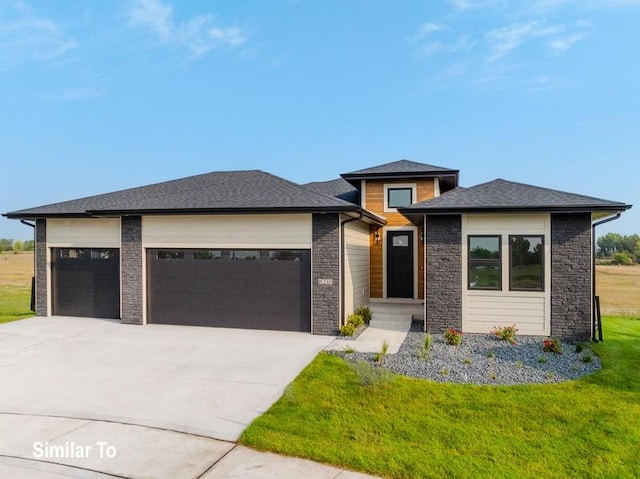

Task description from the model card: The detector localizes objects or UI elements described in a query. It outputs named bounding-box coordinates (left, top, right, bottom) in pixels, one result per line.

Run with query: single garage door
left=147, top=248, right=311, bottom=332
left=51, top=248, right=120, bottom=319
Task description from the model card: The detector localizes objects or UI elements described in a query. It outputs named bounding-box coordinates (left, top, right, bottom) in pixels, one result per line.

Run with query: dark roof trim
left=342, top=170, right=459, bottom=179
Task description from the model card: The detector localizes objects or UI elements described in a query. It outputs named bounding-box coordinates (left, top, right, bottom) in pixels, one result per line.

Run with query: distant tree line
left=0, top=238, right=35, bottom=252
left=597, top=233, right=640, bottom=265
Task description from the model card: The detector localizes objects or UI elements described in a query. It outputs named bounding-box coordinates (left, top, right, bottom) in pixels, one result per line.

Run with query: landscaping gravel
left=333, top=323, right=602, bottom=385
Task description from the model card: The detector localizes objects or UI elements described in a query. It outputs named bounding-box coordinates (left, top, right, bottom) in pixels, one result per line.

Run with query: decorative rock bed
left=332, top=323, right=602, bottom=385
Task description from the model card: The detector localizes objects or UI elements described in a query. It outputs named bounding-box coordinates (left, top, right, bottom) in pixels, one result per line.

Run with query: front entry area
left=386, top=231, right=414, bottom=298
left=146, top=248, right=311, bottom=332
left=51, top=248, right=120, bottom=319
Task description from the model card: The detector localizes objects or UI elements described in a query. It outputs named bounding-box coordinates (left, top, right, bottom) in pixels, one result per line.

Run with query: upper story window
left=384, top=184, right=417, bottom=212
left=388, top=188, right=412, bottom=208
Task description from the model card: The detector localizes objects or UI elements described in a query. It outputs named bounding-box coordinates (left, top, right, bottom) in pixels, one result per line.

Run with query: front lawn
left=240, top=317, right=640, bottom=479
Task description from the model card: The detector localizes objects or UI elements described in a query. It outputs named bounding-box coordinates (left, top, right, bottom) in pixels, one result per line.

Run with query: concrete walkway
left=0, top=413, right=380, bottom=479
left=326, top=303, right=420, bottom=354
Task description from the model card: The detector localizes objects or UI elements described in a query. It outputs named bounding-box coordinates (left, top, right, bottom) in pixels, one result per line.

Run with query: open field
left=0, top=251, right=34, bottom=323
left=596, top=265, right=640, bottom=316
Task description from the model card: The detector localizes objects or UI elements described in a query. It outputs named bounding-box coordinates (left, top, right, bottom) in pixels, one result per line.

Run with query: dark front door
left=387, top=231, right=414, bottom=298
left=51, top=248, right=120, bottom=319
left=146, top=248, right=311, bottom=332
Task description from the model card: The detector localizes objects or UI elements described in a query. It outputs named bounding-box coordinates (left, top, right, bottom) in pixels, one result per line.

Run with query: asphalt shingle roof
left=303, top=178, right=359, bottom=205
left=401, top=179, right=631, bottom=213
left=5, top=170, right=372, bottom=218
left=341, top=159, right=457, bottom=177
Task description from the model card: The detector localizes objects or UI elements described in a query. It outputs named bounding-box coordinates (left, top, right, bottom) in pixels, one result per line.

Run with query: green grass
left=240, top=317, right=640, bottom=479
left=0, top=285, right=33, bottom=323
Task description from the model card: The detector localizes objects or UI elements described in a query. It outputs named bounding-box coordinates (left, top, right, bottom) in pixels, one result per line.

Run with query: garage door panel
left=147, top=249, right=311, bottom=332
left=51, top=248, right=120, bottom=319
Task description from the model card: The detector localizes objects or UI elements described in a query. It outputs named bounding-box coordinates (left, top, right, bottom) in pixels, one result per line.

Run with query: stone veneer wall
left=35, top=219, right=48, bottom=316
left=425, top=215, right=462, bottom=333
left=551, top=213, right=592, bottom=342
left=312, top=213, right=340, bottom=335
left=121, top=216, right=143, bottom=325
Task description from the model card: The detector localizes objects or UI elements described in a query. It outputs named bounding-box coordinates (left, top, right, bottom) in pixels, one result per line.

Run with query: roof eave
left=340, top=170, right=459, bottom=187
left=398, top=205, right=632, bottom=215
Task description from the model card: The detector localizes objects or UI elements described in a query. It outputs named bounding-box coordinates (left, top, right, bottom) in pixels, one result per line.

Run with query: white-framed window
left=383, top=183, right=417, bottom=212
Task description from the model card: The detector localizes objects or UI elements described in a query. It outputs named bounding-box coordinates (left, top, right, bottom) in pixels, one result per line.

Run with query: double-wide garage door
left=51, top=248, right=120, bottom=319
left=147, top=248, right=311, bottom=332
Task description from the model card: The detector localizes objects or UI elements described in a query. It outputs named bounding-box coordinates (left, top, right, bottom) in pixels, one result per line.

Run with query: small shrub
left=538, top=356, right=549, bottom=364
left=349, top=361, right=392, bottom=388
left=347, top=313, right=364, bottom=328
left=444, top=327, right=463, bottom=346
left=419, top=333, right=433, bottom=360
left=543, top=337, right=563, bottom=355
left=355, top=305, right=372, bottom=324
left=575, top=344, right=584, bottom=353
left=463, top=357, right=472, bottom=365
left=516, top=360, right=523, bottom=370
left=343, top=346, right=356, bottom=354
left=374, top=340, right=390, bottom=364
left=582, top=354, right=594, bottom=364
left=441, top=367, right=449, bottom=376
left=491, top=324, right=518, bottom=344
left=487, top=350, right=495, bottom=359
left=339, top=322, right=357, bottom=337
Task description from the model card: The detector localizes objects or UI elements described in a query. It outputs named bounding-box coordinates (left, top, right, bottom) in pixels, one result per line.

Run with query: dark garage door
left=51, top=248, right=120, bottom=319
left=147, top=249, right=311, bottom=332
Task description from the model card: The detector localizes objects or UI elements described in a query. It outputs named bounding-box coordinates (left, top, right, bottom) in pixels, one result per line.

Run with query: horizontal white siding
left=465, top=292, right=546, bottom=335
left=343, top=219, right=370, bottom=319
left=142, top=214, right=312, bottom=248
left=47, top=218, right=120, bottom=247
left=462, top=214, right=551, bottom=336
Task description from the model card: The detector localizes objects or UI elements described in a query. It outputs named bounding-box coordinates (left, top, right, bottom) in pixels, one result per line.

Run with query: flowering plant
left=543, top=337, right=562, bottom=355
left=444, top=327, right=463, bottom=346
left=491, top=324, right=518, bottom=344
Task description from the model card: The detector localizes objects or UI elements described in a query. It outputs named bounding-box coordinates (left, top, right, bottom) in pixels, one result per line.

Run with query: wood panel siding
left=366, top=179, right=434, bottom=299
left=142, top=214, right=312, bottom=248
left=47, top=218, right=120, bottom=248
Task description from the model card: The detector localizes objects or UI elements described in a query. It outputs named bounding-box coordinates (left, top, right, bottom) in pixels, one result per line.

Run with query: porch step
left=369, top=314, right=413, bottom=331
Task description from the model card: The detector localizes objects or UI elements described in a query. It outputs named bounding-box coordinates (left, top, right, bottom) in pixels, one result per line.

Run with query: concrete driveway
left=0, top=317, right=384, bottom=479
left=0, top=316, right=332, bottom=441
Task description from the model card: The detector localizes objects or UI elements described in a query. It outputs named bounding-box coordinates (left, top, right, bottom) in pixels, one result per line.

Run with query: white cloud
left=486, top=21, right=561, bottom=61
left=447, top=0, right=504, bottom=12
left=127, top=0, right=246, bottom=57
left=410, top=22, right=448, bottom=43
left=0, top=0, right=76, bottom=69
left=549, top=32, right=587, bottom=53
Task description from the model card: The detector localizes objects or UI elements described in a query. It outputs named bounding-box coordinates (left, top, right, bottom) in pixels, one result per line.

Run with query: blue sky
left=1, top=0, right=638, bottom=240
